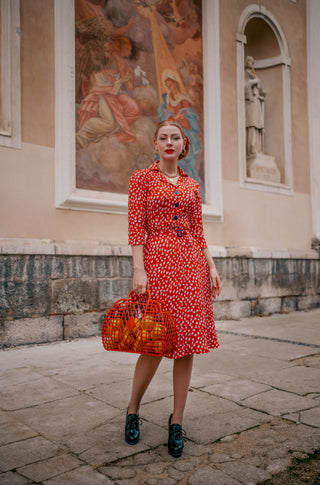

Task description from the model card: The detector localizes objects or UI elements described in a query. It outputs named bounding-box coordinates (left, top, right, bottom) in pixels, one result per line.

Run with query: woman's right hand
left=133, top=267, right=148, bottom=294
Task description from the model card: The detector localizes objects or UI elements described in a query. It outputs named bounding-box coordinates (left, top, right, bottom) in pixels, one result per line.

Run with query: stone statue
left=244, top=56, right=281, bottom=183
left=245, top=56, right=266, bottom=156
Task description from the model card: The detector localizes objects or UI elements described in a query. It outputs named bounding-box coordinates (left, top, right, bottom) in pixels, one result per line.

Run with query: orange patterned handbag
left=102, top=290, right=176, bottom=356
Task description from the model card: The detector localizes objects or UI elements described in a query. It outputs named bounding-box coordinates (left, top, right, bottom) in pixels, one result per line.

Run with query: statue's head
left=245, top=56, right=254, bottom=69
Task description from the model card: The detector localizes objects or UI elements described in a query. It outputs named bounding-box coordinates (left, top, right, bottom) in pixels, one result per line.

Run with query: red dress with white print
left=128, top=161, right=219, bottom=359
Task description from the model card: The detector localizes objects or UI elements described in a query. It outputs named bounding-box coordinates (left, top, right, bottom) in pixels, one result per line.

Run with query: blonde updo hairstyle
left=154, top=120, right=189, bottom=160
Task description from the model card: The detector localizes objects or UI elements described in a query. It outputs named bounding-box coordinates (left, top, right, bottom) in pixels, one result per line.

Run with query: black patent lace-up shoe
left=168, top=414, right=185, bottom=457
left=125, top=411, right=140, bottom=445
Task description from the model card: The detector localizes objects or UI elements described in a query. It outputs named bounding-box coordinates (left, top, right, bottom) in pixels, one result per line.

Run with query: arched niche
left=236, top=5, right=293, bottom=194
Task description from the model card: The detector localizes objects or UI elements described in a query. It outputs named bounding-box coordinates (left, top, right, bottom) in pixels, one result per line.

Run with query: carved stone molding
left=236, top=4, right=293, bottom=195
left=0, top=0, right=21, bottom=148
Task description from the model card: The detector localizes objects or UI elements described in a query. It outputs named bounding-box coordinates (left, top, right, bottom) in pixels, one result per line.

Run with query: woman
left=126, top=120, right=221, bottom=457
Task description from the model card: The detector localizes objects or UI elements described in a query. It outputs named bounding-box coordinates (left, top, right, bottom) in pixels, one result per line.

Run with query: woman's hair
left=154, top=120, right=189, bottom=160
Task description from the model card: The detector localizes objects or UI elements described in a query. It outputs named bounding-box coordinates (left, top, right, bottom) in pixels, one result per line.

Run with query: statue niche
left=245, top=56, right=280, bottom=183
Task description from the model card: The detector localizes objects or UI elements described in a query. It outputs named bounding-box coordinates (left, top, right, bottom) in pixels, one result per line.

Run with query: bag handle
left=127, top=290, right=162, bottom=313
left=127, top=289, right=151, bottom=303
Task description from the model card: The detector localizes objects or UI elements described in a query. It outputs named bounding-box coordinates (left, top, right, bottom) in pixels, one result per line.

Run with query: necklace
left=158, top=167, right=180, bottom=179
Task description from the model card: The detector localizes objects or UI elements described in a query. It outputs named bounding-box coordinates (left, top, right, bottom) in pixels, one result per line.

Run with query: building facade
left=0, top=0, right=319, bottom=347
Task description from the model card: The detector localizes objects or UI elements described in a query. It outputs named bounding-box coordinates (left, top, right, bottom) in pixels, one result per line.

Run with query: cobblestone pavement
left=0, top=309, right=319, bottom=484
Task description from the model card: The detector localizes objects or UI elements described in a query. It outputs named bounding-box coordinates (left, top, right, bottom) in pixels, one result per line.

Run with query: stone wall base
left=1, top=250, right=319, bottom=348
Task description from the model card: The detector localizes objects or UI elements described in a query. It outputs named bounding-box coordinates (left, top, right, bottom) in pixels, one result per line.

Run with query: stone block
left=252, top=297, right=281, bottom=316
left=51, top=279, right=99, bottom=314
left=297, top=295, right=320, bottom=310
left=1, top=316, right=63, bottom=348
left=0, top=472, right=29, bottom=484
left=281, top=296, right=297, bottom=312
left=300, top=407, right=320, bottom=427
left=119, top=257, right=133, bottom=278
left=0, top=281, right=50, bottom=320
left=0, top=437, right=59, bottom=472
left=214, top=300, right=251, bottom=320
left=18, top=454, right=82, bottom=483
left=188, top=466, right=240, bottom=485
left=94, top=257, right=112, bottom=278
left=44, top=466, right=113, bottom=485
left=216, top=460, right=271, bottom=484
left=64, top=311, right=105, bottom=339
left=97, top=279, right=113, bottom=309
left=0, top=377, right=79, bottom=411
left=241, top=389, right=318, bottom=416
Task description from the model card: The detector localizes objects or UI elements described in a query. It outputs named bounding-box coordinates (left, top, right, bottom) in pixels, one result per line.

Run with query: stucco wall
left=0, top=0, right=314, bottom=252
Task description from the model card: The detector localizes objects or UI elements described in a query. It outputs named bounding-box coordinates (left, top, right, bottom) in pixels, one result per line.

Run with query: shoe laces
left=127, top=414, right=142, bottom=429
left=170, top=423, right=186, bottom=442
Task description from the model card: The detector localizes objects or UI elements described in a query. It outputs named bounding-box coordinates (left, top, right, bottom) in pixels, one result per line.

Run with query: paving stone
left=0, top=367, right=44, bottom=388
left=44, top=465, right=113, bottom=484
left=241, top=389, right=319, bottom=416
left=12, top=395, right=120, bottom=440
left=0, top=471, right=29, bottom=484
left=144, top=478, right=162, bottom=485
left=255, top=365, right=320, bottom=395
left=115, top=479, right=140, bottom=485
left=98, top=465, right=136, bottom=480
left=187, top=407, right=271, bottom=445
left=299, top=407, right=320, bottom=427
left=77, top=418, right=151, bottom=465
left=173, top=460, right=197, bottom=471
left=86, top=379, right=133, bottom=409
left=209, top=454, right=234, bottom=464
left=123, top=450, right=161, bottom=466
left=220, top=338, right=315, bottom=361
left=145, top=463, right=167, bottom=474
left=179, top=441, right=211, bottom=457
left=49, top=360, right=132, bottom=391
left=202, top=378, right=271, bottom=402
left=190, top=371, right=237, bottom=389
left=266, top=457, right=292, bottom=474
left=0, top=414, right=38, bottom=446
left=0, top=436, right=60, bottom=472
left=17, top=454, right=82, bottom=482
left=216, top=460, right=271, bottom=484
left=216, top=312, right=320, bottom=346
left=167, top=465, right=185, bottom=481
left=192, top=348, right=287, bottom=380
left=188, top=466, right=241, bottom=484
left=0, top=377, right=79, bottom=410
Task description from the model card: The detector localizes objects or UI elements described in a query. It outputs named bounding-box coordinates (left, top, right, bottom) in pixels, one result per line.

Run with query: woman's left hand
left=210, top=267, right=222, bottom=298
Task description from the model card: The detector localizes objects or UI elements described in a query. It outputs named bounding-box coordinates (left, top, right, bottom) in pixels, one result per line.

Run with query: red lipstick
left=165, top=149, right=174, bottom=153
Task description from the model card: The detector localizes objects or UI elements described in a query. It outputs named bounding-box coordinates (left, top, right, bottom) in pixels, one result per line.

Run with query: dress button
left=174, top=190, right=179, bottom=195
left=174, top=202, right=179, bottom=207
left=173, top=215, right=178, bottom=220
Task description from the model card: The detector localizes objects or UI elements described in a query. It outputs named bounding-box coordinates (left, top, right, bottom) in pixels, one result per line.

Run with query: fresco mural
left=75, top=0, right=204, bottom=197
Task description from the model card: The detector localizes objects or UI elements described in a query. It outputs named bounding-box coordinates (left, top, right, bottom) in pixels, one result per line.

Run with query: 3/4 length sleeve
left=189, top=183, right=208, bottom=249
left=128, top=170, right=148, bottom=245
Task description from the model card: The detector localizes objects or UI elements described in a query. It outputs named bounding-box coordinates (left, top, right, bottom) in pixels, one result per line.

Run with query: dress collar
left=149, top=161, right=188, bottom=177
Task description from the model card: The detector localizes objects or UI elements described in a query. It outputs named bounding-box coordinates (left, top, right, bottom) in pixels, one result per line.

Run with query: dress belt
left=148, top=227, right=189, bottom=238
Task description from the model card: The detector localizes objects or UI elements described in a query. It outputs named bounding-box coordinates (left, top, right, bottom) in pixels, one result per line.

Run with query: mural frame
left=0, top=0, right=21, bottom=149
left=55, top=0, right=222, bottom=221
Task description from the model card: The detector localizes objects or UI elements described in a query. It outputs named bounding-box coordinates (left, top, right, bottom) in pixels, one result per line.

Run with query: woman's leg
left=127, top=354, right=162, bottom=414
left=171, top=354, right=194, bottom=425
